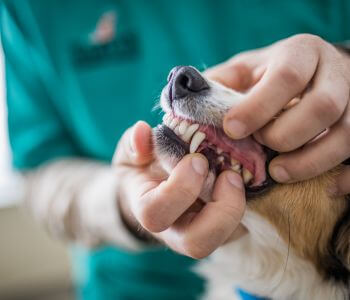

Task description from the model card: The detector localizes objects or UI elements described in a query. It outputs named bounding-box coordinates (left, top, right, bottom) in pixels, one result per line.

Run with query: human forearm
left=23, top=158, right=144, bottom=250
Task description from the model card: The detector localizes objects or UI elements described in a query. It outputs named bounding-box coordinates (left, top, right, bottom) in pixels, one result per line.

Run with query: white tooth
left=231, top=159, right=241, bottom=173
left=217, top=156, right=224, bottom=163
left=231, top=165, right=241, bottom=173
left=217, top=147, right=223, bottom=154
left=178, top=120, right=189, bottom=135
left=242, top=168, right=253, bottom=184
left=174, top=125, right=180, bottom=135
left=182, top=124, right=199, bottom=142
left=164, top=114, right=172, bottom=126
left=231, top=158, right=239, bottom=166
left=162, top=114, right=170, bottom=125
left=169, top=118, right=179, bottom=129
left=190, top=131, right=206, bottom=153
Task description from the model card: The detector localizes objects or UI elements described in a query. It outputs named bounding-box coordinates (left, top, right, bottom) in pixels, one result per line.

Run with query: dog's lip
left=157, top=124, right=277, bottom=198
left=160, top=124, right=189, bottom=151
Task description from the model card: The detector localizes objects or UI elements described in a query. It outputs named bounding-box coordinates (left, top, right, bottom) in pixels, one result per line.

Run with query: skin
left=206, top=34, right=350, bottom=196
left=114, top=121, right=246, bottom=258
left=115, top=34, right=350, bottom=259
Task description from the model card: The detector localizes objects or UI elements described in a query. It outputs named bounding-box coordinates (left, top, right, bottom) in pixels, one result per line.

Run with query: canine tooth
left=178, top=120, right=189, bottom=135
left=182, top=123, right=200, bottom=142
left=242, top=168, right=253, bottom=184
left=190, top=131, right=206, bottom=153
left=169, top=118, right=179, bottom=129
left=217, top=147, right=223, bottom=154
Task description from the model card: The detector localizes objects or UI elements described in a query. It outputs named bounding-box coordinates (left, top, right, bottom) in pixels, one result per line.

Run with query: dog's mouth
left=157, top=113, right=276, bottom=195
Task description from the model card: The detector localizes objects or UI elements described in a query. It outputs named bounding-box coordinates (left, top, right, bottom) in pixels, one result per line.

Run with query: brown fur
left=248, top=166, right=349, bottom=278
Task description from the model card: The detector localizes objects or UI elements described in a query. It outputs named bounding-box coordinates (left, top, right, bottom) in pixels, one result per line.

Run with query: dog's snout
left=169, top=66, right=209, bottom=101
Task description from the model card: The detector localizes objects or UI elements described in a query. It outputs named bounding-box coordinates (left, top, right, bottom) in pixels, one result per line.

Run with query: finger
left=257, top=61, right=349, bottom=152
left=204, top=61, right=259, bottom=92
left=113, top=121, right=153, bottom=166
left=269, top=113, right=350, bottom=183
left=163, top=171, right=245, bottom=258
left=224, top=54, right=319, bottom=139
left=330, top=166, right=350, bottom=196
left=135, top=154, right=209, bottom=233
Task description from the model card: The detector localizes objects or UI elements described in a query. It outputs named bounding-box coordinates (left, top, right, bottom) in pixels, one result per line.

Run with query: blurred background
left=0, top=46, right=74, bottom=300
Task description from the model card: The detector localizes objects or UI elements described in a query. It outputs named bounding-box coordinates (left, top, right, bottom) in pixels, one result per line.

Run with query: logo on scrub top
left=90, top=11, right=116, bottom=45
left=72, top=10, right=139, bottom=66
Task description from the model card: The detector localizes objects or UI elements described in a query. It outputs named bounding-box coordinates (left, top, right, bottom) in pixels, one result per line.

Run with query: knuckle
left=137, top=199, right=169, bottom=233
left=181, top=236, right=211, bottom=259
left=276, top=63, right=305, bottom=88
left=314, top=92, right=343, bottom=121
left=292, top=33, right=323, bottom=45
left=303, top=160, right=321, bottom=178
left=171, top=186, right=198, bottom=202
left=265, top=130, right=294, bottom=152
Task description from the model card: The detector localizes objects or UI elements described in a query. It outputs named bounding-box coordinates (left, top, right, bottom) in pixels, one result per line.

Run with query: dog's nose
left=169, top=66, right=209, bottom=100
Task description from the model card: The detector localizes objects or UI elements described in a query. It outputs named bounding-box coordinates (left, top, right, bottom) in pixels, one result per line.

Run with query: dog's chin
left=153, top=124, right=277, bottom=202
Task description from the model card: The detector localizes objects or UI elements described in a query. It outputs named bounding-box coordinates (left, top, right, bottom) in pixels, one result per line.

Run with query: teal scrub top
left=2, top=1, right=350, bottom=299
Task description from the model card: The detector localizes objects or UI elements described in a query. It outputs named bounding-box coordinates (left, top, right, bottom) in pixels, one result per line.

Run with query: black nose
left=168, top=66, right=209, bottom=101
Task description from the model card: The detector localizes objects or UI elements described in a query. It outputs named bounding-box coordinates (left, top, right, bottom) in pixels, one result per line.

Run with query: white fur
left=157, top=67, right=348, bottom=299
left=196, top=210, right=347, bottom=300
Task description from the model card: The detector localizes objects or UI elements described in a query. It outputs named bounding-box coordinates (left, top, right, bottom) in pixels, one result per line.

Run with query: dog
left=153, top=66, right=350, bottom=299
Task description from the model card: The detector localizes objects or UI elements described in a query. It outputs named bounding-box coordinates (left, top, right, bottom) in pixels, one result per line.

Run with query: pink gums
left=198, top=125, right=267, bottom=186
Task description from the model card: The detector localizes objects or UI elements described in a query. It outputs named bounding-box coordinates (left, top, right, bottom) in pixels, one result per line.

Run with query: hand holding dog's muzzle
left=113, top=121, right=246, bottom=258
left=208, top=34, right=350, bottom=195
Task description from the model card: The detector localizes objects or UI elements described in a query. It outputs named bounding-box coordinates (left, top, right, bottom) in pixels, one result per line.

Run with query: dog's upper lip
left=167, top=81, right=174, bottom=107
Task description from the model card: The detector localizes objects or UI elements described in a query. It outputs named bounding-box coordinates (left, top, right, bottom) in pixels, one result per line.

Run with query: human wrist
left=74, top=167, right=147, bottom=250
left=116, top=168, right=158, bottom=244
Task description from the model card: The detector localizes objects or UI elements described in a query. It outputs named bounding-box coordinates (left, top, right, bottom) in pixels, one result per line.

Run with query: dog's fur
left=154, top=66, right=350, bottom=299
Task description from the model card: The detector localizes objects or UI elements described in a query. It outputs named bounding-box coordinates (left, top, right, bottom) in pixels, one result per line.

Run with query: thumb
left=113, top=121, right=153, bottom=166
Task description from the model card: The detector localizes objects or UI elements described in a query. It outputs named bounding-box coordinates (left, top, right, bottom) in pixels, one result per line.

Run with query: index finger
left=223, top=58, right=317, bottom=139
left=160, top=171, right=245, bottom=258
left=134, top=154, right=209, bottom=233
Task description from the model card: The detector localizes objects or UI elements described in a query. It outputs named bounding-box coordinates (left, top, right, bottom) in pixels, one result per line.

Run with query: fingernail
left=271, top=165, right=290, bottom=182
left=192, top=156, right=208, bottom=176
left=226, top=172, right=243, bottom=189
left=226, top=119, right=246, bottom=138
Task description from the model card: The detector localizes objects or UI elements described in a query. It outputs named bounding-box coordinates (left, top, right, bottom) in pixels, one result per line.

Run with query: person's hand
left=206, top=34, right=350, bottom=196
left=113, top=121, right=246, bottom=258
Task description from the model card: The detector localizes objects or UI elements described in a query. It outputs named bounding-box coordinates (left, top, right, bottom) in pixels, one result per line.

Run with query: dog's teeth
left=217, top=147, right=223, bottom=154
left=178, top=120, right=189, bottom=135
left=182, top=123, right=200, bottom=142
left=242, top=168, right=253, bottom=184
left=217, top=156, right=224, bottom=163
left=169, top=118, right=179, bottom=129
left=231, top=158, right=240, bottom=166
left=190, top=131, right=206, bottom=153
left=231, top=159, right=241, bottom=173
left=174, top=125, right=180, bottom=135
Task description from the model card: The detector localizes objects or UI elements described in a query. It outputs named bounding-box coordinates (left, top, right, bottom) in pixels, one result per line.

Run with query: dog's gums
left=161, top=113, right=267, bottom=187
